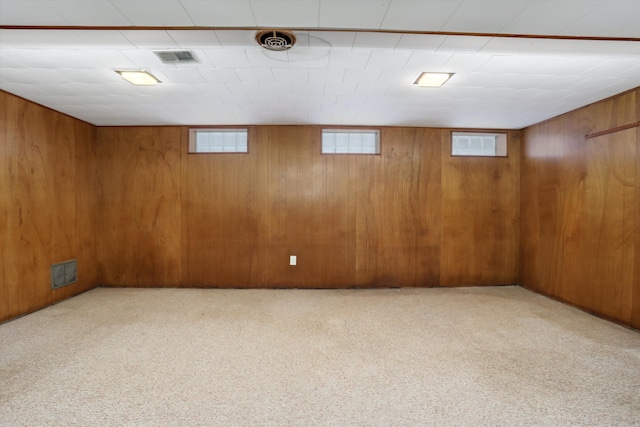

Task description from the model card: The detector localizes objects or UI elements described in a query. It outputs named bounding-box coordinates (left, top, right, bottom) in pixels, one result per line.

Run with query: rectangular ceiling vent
left=154, top=50, right=199, bottom=64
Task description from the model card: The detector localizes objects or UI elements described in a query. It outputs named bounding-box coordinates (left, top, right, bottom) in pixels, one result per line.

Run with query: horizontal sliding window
left=451, top=132, right=507, bottom=157
left=189, top=128, right=248, bottom=153
left=322, top=129, right=380, bottom=154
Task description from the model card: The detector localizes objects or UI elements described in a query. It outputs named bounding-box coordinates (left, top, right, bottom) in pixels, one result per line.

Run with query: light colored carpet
left=1, top=286, right=639, bottom=426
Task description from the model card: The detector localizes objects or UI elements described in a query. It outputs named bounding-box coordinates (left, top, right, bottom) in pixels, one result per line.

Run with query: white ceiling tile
left=382, top=0, right=462, bottom=31
left=568, top=76, right=623, bottom=92
left=258, top=82, right=293, bottom=96
left=291, top=83, right=326, bottom=95
left=308, top=31, right=356, bottom=49
left=343, top=68, right=381, bottom=84
left=308, top=94, right=337, bottom=104
left=71, top=31, right=136, bottom=49
left=353, top=32, right=401, bottom=49
left=160, top=69, right=207, bottom=84
left=38, top=50, right=96, bottom=69
left=236, top=68, right=275, bottom=83
left=0, top=29, right=84, bottom=48
left=79, top=50, right=138, bottom=69
left=204, top=50, right=252, bottom=68
left=455, top=73, right=551, bottom=90
left=479, top=38, right=532, bottom=55
left=328, top=49, right=372, bottom=68
left=376, top=69, right=415, bottom=85
left=287, top=49, right=331, bottom=68
left=536, top=76, right=589, bottom=90
left=5, top=68, right=75, bottom=83
left=181, top=1, right=256, bottom=26
left=618, top=65, right=640, bottom=79
left=167, top=31, right=221, bottom=48
left=441, top=1, right=530, bottom=33
left=437, top=36, right=490, bottom=53
left=0, top=52, right=24, bottom=68
left=0, top=0, right=68, bottom=25
left=355, top=83, right=390, bottom=96
left=0, top=67, right=38, bottom=83
left=366, top=50, right=412, bottom=70
left=226, top=83, right=262, bottom=95
left=44, top=0, right=132, bottom=26
left=308, top=68, right=345, bottom=83
left=245, top=49, right=287, bottom=67
left=250, top=0, right=319, bottom=27
left=121, top=50, right=170, bottom=69
left=524, top=39, right=640, bottom=57
left=110, top=0, right=195, bottom=26
left=120, top=31, right=179, bottom=49
left=403, top=52, right=452, bottom=71
left=395, top=34, right=447, bottom=52
left=1, top=48, right=65, bottom=68
left=500, top=1, right=591, bottom=36
left=273, top=68, right=309, bottom=83
left=319, top=0, right=391, bottom=29
left=581, top=59, right=640, bottom=77
left=440, top=53, right=493, bottom=73
left=324, top=83, right=358, bottom=96
left=213, top=31, right=257, bottom=49
left=561, top=2, right=640, bottom=38
left=278, top=94, right=307, bottom=105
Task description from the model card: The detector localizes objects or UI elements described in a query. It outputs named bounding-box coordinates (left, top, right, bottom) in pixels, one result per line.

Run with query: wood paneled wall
left=520, top=88, right=640, bottom=329
left=97, top=126, right=520, bottom=288
left=0, top=91, right=98, bottom=323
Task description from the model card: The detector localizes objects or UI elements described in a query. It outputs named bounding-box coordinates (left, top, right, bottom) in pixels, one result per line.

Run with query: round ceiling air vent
left=255, top=30, right=296, bottom=51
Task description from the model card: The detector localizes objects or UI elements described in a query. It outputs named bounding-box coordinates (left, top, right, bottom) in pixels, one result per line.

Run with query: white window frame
left=188, top=128, right=249, bottom=153
left=321, top=129, right=381, bottom=155
left=451, top=131, right=507, bottom=157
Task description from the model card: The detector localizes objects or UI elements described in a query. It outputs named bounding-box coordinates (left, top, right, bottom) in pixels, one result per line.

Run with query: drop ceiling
left=0, top=0, right=639, bottom=129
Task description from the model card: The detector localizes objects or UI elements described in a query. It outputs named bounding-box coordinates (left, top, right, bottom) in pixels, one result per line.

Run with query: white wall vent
left=51, top=260, right=77, bottom=290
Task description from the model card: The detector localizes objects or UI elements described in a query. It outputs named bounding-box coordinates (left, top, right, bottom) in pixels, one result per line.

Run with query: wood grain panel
left=0, top=91, right=7, bottom=319
left=97, top=124, right=517, bottom=289
left=441, top=130, right=520, bottom=286
left=96, top=127, right=182, bottom=287
left=521, top=88, right=639, bottom=329
left=265, top=126, right=337, bottom=287
left=634, top=100, right=640, bottom=328
left=1, top=91, right=98, bottom=323
left=578, top=130, right=636, bottom=320
left=72, top=122, right=99, bottom=297
left=184, top=126, right=268, bottom=287
left=355, top=128, right=441, bottom=287
left=4, top=96, right=56, bottom=320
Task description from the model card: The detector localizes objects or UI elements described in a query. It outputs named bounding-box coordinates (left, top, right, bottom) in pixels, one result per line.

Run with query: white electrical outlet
left=290, top=255, right=297, bottom=266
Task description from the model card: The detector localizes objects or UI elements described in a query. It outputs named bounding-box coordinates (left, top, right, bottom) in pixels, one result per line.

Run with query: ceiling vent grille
left=256, top=30, right=296, bottom=51
left=154, top=50, right=199, bottom=64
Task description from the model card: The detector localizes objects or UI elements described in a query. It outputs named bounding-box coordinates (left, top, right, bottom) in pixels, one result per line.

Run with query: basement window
left=451, top=132, right=507, bottom=157
left=322, top=129, right=380, bottom=154
left=189, top=129, right=248, bottom=153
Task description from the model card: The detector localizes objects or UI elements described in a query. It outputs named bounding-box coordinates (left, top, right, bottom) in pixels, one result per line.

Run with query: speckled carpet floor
left=1, top=286, right=639, bottom=426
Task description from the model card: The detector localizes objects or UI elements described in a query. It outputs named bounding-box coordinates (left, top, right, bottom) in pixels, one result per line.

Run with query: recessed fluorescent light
left=116, top=70, right=160, bottom=86
left=414, top=72, right=453, bottom=88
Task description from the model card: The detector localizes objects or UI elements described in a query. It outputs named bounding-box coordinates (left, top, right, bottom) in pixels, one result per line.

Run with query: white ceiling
left=0, top=0, right=639, bottom=129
